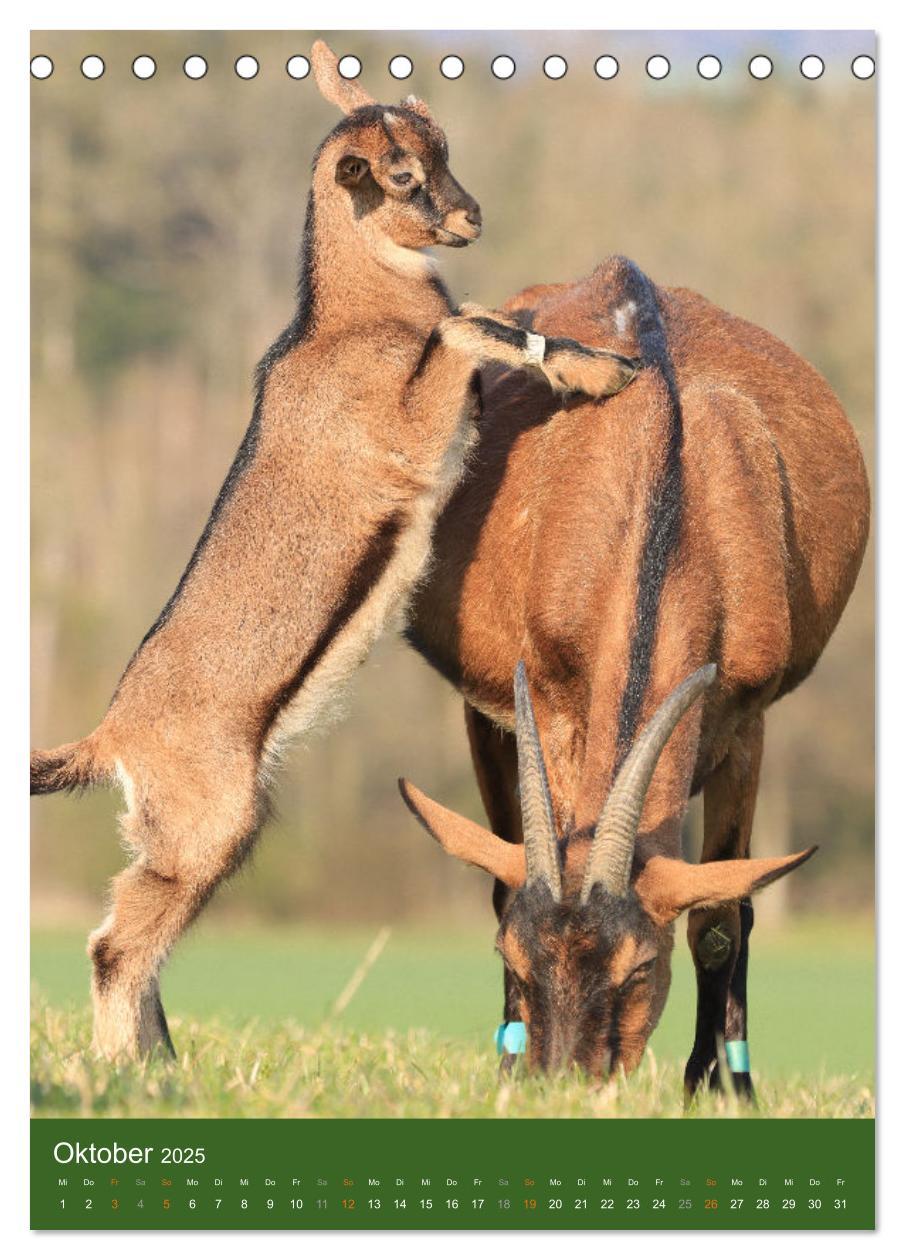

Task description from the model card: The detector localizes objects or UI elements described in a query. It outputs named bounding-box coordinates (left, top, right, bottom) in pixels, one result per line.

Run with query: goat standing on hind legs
left=401, top=255, right=870, bottom=1099
left=29, top=42, right=637, bottom=1062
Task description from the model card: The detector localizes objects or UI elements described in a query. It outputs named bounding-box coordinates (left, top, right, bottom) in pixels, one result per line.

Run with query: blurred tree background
left=31, top=30, right=874, bottom=931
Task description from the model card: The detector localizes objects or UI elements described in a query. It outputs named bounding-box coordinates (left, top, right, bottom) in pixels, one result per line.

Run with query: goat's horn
left=514, top=661, right=562, bottom=900
left=580, top=664, right=718, bottom=903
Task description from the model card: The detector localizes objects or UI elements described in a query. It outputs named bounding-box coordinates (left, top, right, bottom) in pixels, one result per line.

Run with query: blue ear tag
left=495, top=1021, right=527, bottom=1055
left=725, top=1040, right=751, bottom=1073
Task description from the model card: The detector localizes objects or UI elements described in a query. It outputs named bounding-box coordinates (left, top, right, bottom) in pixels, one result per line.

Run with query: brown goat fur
left=29, top=45, right=637, bottom=1061
left=402, top=254, right=869, bottom=1089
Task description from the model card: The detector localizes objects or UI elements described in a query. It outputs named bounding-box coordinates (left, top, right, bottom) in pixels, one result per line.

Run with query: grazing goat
left=401, top=255, right=869, bottom=1093
left=30, top=45, right=636, bottom=1060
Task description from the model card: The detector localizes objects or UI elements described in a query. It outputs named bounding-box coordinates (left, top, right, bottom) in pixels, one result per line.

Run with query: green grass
left=31, top=915, right=874, bottom=1119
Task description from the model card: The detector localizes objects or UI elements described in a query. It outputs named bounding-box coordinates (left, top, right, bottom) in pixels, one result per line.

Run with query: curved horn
left=514, top=661, right=562, bottom=900
left=580, top=664, right=718, bottom=903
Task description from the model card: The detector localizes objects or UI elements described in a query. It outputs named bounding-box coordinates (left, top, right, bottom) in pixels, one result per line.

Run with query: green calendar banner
left=31, top=1119, right=874, bottom=1230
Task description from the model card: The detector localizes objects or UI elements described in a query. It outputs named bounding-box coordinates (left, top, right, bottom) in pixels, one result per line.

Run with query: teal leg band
left=725, top=1039, right=750, bottom=1072
left=494, top=1021, right=527, bottom=1055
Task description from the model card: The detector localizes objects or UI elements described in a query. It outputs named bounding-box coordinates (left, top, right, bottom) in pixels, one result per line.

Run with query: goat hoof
left=498, top=1052, right=520, bottom=1078
left=542, top=344, right=639, bottom=399
left=708, top=1063, right=757, bottom=1103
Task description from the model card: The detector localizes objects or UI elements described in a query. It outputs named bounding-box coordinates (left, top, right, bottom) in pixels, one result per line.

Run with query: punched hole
left=440, top=55, right=464, bottom=80
left=132, top=55, right=156, bottom=80
left=183, top=55, right=208, bottom=80
left=235, top=56, right=259, bottom=80
left=338, top=55, right=362, bottom=80
left=389, top=55, right=413, bottom=80
left=594, top=55, right=619, bottom=80
left=80, top=55, right=105, bottom=80
left=286, top=55, right=310, bottom=80
left=852, top=55, right=875, bottom=80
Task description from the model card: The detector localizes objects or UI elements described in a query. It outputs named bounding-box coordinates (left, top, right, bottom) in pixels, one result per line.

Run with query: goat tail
left=30, top=734, right=106, bottom=796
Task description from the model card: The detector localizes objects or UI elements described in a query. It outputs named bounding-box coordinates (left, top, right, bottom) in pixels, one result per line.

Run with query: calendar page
left=29, top=28, right=875, bottom=1232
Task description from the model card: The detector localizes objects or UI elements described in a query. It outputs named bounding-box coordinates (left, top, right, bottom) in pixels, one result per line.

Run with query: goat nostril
left=465, top=206, right=482, bottom=227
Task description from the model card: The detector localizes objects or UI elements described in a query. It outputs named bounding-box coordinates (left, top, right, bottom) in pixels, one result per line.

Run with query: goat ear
left=398, top=779, right=527, bottom=888
left=634, top=848, right=818, bottom=926
left=335, top=154, right=371, bottom=187
left=403, top=94, right=436, bottom=125
left=311, top=39, right=376, bottom=114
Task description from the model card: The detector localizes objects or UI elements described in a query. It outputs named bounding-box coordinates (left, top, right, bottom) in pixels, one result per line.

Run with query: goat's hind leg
left=88, top=861, right=203, bottom=1060
left=685, top=714, right=764, bottom=1102
left=88, top=759, right=262, bottom=1061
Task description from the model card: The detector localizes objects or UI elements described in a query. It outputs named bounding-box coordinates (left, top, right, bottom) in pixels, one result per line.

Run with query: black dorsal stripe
left=612, top=261, right=684, bottom=773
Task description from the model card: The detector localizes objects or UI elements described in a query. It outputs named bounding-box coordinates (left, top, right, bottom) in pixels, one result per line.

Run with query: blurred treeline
left=31, top=31, right=875, bottom=927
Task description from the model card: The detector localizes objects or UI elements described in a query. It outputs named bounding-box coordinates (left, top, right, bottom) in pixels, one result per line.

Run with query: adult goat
left=401, top=255, right=869, bottom=1094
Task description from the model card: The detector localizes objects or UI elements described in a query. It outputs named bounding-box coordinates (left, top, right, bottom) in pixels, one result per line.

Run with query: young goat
left=401, top=255, right=869, bottom=1091
left=30, top=44, right=637, bottom=1060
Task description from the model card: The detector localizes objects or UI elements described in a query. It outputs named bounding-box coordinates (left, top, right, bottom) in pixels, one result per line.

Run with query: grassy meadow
left=31, top=914, right=874, bottom=1119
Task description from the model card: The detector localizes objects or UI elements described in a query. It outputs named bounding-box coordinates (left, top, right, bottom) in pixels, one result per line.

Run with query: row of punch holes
left=31, top=52, right=876, bottom=83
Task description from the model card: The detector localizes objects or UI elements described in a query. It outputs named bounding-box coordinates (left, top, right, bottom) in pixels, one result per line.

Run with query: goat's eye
left=391, top=172, right=414, bottom=187
left=622, top=959, right=655, bottom=990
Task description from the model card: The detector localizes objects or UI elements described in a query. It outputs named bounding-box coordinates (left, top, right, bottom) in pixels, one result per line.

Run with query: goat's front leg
left=403, top=310, right=638, bottom=508
left=440, top=307, right=639, bottom=398
left=685, top=714, right=764, bottom=1103
left=464, top=703, right=525, bottom=1076
left=404, top=310, right=637, bottom=454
